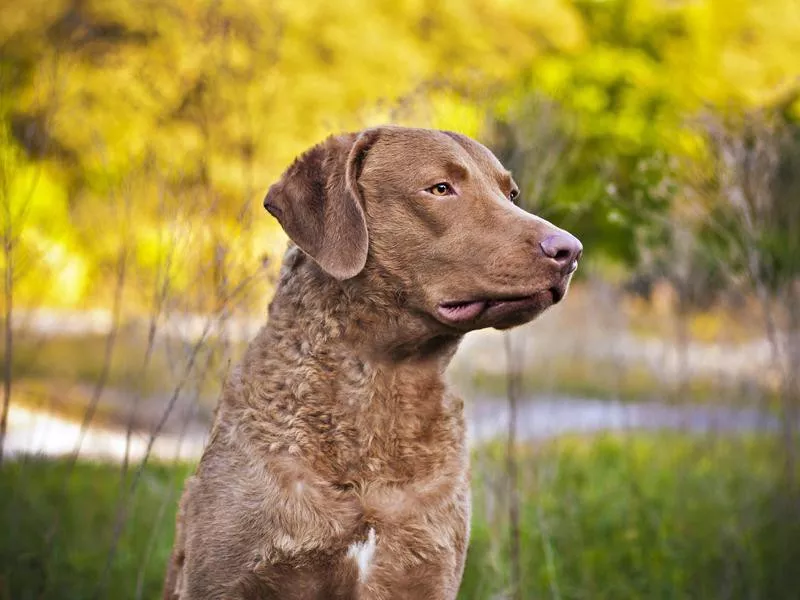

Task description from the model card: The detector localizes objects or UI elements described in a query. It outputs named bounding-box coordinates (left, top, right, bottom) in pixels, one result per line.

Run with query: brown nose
left=540, top=232, right=583, bottom=271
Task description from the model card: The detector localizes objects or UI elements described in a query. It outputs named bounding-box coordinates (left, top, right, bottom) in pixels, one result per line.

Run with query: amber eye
left=509, top=189, right=520, bottom=202
left=428, top=183, right=453, bottom=196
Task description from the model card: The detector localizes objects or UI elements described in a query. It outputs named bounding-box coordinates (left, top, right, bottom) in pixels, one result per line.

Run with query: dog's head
left=264, top=126, right=581, bottom=332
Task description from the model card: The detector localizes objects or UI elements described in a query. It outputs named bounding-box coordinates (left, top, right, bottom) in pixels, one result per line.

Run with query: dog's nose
left=540, top=232, right=583, bottom=271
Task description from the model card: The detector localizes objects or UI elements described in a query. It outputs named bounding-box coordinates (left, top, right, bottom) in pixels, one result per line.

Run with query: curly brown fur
left=164, top=126, right=581, bottom=599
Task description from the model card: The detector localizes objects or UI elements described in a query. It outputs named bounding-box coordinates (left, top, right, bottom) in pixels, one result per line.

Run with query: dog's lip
left=437, top=299, right=489, bottom=322
left=437, top=293, right=548, bottom=323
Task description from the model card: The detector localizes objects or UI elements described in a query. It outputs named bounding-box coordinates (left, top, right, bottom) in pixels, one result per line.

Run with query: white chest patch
left=346, top=528, right=377, bottom=582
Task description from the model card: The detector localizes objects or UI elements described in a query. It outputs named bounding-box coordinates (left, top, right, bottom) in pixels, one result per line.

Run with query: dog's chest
left=310, top=382, right=462, bottom=483
left=252, top=474, right=468, bottom=596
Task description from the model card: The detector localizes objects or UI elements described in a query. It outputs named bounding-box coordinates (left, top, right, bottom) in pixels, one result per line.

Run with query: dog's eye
left=428, top=183, right=453, bottom=197
left=509, top=189, right=520, bottom=203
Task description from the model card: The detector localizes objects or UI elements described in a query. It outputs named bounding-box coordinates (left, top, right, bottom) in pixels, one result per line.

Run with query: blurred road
left=5, top=394, right=783, bottom=463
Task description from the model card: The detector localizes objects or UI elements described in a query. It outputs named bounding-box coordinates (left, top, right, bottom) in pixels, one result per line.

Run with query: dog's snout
left=539, top=232, right=583, bottom=271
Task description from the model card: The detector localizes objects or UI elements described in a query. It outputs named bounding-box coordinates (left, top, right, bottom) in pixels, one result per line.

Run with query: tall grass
left=1, top=434, right=797, bottom=599
left=464, top=434, right=799, bottom=599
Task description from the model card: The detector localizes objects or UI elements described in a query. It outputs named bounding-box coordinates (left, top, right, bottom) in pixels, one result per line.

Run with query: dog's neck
left=237, top=248, right=465, bottom=479
left=267, top=247, right=462, bottom=370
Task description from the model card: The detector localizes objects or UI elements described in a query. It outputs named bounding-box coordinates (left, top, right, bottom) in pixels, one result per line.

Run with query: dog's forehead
left=365, top=127, right=508, bottom=180
left=440, top=130, right=508, bottom=175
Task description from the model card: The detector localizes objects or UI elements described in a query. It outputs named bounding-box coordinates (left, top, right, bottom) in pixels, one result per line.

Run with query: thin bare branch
left=504, top=332, right=522, bottom=600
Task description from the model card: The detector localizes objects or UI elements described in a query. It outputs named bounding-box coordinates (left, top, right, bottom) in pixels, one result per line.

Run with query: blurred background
left=1, top=0, right=799, bottom=598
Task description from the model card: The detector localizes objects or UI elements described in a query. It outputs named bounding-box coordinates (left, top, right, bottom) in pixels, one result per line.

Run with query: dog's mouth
left=437, top=287, right=565, bottom=326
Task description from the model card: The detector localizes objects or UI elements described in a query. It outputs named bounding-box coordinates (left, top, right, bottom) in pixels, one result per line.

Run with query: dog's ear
left=263, top=130, right=379, bottom=280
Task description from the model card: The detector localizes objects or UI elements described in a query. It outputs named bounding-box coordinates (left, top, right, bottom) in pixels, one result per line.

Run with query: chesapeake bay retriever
left=164, top=126, right=582, bottom=599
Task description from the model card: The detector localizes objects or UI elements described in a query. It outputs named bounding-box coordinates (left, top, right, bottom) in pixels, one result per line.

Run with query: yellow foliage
left=0, top=0, right=798, bottom=308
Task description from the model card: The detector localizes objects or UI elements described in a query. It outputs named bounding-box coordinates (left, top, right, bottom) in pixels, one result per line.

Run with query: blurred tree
left=487, top=0, right=800, bottom=267
left=0, top=0, right=584, bottom=307
left=1, top=0, right=799, bottom=307
left=693, top=104, right=800, bottom=490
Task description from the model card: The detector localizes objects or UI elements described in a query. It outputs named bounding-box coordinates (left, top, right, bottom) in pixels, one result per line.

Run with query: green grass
left=1, top=435, right=798, bottom=599
left=456, top=358, right=775, bottom=409
left=0, top=459, right=192, bottom=600
left=1, top=329, right=246, bottom=427
left=463, top=435, right=800, bottom=599
left=1, top=325, right=252, bottom=396
left=3, top=329, right=174, bottom=394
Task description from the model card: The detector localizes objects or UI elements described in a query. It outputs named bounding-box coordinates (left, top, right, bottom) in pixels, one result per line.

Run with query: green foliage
left=487, top=0, right=800, bottom=271
left=488, top=0, right=696, bottom=265
left=696, top=110, right=800, bottom=295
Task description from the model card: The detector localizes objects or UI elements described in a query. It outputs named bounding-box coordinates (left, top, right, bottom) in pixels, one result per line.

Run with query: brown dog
left=164, top=126, right=581, bottom=599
